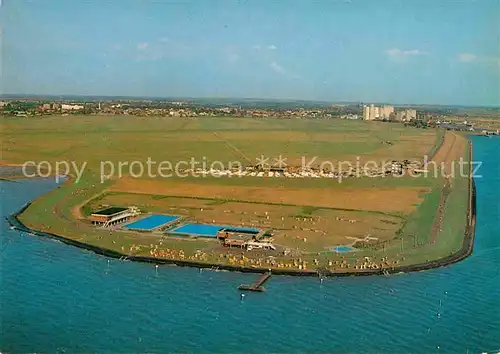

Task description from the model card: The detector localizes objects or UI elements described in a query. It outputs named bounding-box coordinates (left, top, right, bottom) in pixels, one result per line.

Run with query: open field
left=2, top=115, right=437, bottom=169
left=109, top=178, right=429, bottom=214
left=3, top=115, right=472, bottom=272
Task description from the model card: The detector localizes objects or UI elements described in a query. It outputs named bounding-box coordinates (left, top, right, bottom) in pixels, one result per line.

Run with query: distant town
left=1, top=97, right=498, bottom=134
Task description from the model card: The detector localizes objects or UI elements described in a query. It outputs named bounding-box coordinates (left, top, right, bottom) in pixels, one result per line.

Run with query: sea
left=1, top=136, right=499, bottom=353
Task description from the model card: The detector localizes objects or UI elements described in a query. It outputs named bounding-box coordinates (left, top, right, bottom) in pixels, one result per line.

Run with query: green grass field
left=2, top=115, right=472, bottom=272
left=2, top=115, right=436, bottom=170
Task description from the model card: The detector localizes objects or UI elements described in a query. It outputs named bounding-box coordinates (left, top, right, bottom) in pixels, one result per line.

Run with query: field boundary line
left=212, top=131, right=253, bottom=164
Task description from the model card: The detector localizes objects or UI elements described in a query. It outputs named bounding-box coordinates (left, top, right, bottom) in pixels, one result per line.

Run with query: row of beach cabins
left=183, top=163, right=415, bottom=179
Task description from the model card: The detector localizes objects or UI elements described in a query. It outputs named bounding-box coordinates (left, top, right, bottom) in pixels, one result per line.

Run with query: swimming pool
left=169, top=223, right=260, bottom=237
left=123, top=214, right=180, bottom=231
left=169, top=223, right=224, bottom=237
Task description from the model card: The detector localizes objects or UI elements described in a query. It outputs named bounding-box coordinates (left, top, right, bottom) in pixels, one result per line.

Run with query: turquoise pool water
left=1, top=136, right=499, bottom=353
left=123, top=214, right=179, bottom=230
left=169, top=223, right=224, bottom=237
left=332, top=245, right=356, bottom=253
left=170, top=223, right=260, bottom=237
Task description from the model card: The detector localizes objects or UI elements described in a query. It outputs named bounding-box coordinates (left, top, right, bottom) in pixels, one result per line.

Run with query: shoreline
left=0, top=164, right=52, bottom=181
left=6, top=178, right=477, bottom=277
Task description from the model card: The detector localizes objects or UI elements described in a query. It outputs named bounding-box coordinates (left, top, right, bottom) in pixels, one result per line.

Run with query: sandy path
left=428, top=131, right=467, bottom=176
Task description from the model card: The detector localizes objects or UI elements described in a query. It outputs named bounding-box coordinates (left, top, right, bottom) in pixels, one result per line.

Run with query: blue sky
left=2, top=0, right=499, bottom=105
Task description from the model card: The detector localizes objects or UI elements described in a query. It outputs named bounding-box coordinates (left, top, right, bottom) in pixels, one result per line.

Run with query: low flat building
left=90, top=207, right=133, bottom=226
left=61, top=104, right=84, bottom=111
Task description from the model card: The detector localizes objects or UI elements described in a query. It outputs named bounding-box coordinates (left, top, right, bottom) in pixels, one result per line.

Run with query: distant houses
left=61, top=104, right=84, bottom=111
left=35, top=103, right=84, bottom=113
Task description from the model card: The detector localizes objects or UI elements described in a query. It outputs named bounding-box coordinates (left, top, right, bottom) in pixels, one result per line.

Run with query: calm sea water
left=1, top=137, right=499, bottom=353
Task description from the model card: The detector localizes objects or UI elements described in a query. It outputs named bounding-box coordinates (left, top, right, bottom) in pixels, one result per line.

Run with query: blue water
left=333, top=245, right=356, bottom=253
left=170, top=223, right=224, bottom=237
left=170, top=223, right=260, bottom=237
left=124, top=214, right=180, bottom=230
left=1, top=137, right=499, bottom=353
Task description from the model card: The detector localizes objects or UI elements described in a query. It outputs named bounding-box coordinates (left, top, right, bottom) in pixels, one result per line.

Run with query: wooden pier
left=238, top=272, right=271, bottom=292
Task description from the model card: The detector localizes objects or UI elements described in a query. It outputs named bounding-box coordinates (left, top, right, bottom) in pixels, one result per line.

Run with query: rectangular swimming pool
left=123, top=214, right=180, bottom=231
left=169, top=224, right=260, bottom=238
left=169, top=223, right=224, bottom=237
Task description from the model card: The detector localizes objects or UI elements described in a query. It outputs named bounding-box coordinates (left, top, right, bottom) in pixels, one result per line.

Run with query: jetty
left=238, top=272, right=271, bottom=292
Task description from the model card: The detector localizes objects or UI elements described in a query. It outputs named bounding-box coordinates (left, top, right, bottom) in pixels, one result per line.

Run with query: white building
left=395, top=109, right=417, bottom=122
left=363, top=105, right=371, bottom=120
left=61, top=104, right=84, bottom=111
left=363, top=104, right=394, bottom=120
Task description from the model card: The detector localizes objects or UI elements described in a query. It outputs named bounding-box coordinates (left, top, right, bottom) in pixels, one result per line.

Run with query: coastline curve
left=6, top=178, right=476, bottom=277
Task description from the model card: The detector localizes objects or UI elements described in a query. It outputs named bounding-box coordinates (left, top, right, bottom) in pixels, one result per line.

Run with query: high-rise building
left=380, top=105, right=394, bottom=119
left=395, top=109, right=417, bottom=121
left=369, top=104, right=376, bottom=120
left=363, top=105, right=371, bottom=120
left=363, top=104, right=398, bottom=121
left=406, top=109, right=417, bottom=120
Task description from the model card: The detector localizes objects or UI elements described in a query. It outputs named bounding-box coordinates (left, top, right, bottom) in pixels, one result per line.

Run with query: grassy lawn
left=2, top=115, right=435, bottom=170
left=428, top=128, right=445, bottom=158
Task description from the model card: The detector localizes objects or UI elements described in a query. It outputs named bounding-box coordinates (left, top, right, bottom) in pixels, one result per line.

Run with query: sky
left=2, top=0, right=499, bottom=106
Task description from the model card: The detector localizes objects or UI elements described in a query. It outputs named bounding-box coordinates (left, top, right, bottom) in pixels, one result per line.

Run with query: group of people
left=140, top=241, right=404, bottom=272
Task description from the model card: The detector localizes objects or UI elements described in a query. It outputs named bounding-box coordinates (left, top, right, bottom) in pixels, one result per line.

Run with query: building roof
left=92, top=207, right=128, bottom=216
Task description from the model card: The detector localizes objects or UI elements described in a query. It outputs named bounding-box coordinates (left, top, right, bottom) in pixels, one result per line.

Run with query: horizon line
left=1, top=93, right=499, bottom=109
